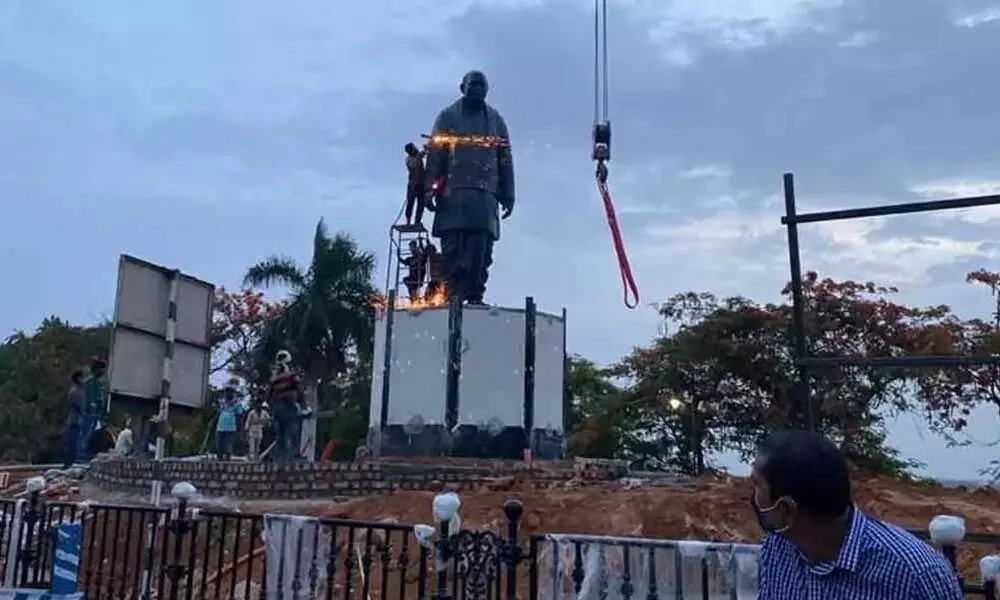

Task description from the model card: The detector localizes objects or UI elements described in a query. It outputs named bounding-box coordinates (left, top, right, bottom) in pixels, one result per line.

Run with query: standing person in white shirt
left=244, top=400, right=271, bottom=461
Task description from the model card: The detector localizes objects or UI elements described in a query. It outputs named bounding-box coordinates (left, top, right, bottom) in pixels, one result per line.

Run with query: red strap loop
left=597, top=177, right=639, bottom=309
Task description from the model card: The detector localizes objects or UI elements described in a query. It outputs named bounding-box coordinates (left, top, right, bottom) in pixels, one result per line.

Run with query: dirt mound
left=303, top=473, right=1000, bottom=579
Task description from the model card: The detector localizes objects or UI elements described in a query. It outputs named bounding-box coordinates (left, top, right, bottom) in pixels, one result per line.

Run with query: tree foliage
left=563, top=272, right=977, bottom=476
left=211, top=287, right=285, bottom=392
left=244, top=219, right=377, bottom=384
left=564, top=355, right=626, bottom=459
left=0, top=318, right=109, bottom=462
left=243, top=219, right=378, bottom=457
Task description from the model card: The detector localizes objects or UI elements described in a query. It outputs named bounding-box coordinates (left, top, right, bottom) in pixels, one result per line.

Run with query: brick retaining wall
left=87, top=456, right=626, bottom=499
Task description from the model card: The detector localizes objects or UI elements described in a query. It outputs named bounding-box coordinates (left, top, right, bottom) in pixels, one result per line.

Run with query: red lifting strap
left=597, top=176, right=640, bottom=309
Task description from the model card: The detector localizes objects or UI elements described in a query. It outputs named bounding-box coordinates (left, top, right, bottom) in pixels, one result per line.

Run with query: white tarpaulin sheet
left=264, top=514, right=332, bottom=599
left=536, top=534, right=761, bottom=600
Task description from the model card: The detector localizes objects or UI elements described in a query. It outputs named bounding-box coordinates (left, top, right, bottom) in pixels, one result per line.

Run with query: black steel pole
left=445, top=296, right=463, bottom=440
left=783, top=173, right=814, bottom=431
left=799, top=354, right=1000, bottom=368
left=434, top=518, right=452, bottom=600
left=502, top=500, right=525, bottom=600
left=561, top=307, right=568, bottom=459
left=18, top=487, right=41, bottom=587
left=782, top=192, right=1000, bottom=225
left=378, top=291, right=396, bottom=454
left=523, top=297, right=537, bottom=456
left=690, top=405, right=700, bottom=476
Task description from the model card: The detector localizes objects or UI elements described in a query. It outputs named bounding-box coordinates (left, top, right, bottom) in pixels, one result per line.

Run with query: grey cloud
left=414, top=0, right=1000, bottom=225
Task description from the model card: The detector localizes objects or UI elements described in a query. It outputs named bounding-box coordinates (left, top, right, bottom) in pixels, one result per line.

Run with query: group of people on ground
left=61, top=350, right=310, bottom=465
left=213, top=349, right=310, bottom=461
left=214, top=381, right=272, bottom=461
left=62, top=357, right=109, bottom=468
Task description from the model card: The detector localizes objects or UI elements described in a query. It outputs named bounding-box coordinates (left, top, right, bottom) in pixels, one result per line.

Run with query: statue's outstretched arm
left=497, top=115, right=515, bottom=211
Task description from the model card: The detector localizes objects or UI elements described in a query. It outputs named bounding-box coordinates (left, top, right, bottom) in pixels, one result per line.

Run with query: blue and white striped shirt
left=757, top=507, right=963, bottom=599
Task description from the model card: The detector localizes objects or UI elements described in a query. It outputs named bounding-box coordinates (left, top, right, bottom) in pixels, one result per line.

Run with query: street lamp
left=666, top=394, right=701, bottom=475
left=414, top=492, right=504, bottom=600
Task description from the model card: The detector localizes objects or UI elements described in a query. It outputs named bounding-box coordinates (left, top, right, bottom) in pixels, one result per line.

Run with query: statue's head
left=404, top=142, right=419, bottom=156
left=460, top=71, right=489, bottom=103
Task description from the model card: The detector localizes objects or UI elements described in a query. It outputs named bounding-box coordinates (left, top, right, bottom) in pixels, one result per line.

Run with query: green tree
left=321, top=353, right=373, bottom=459
left=611, top=274, right=953, bottom=476
left=910, top=269, right=1000, bottom=480
left=563, top=355, right=626, bottom=458
left=243, top=219, right=377, bottom=427
left=0, top=318, right=110, bottom=462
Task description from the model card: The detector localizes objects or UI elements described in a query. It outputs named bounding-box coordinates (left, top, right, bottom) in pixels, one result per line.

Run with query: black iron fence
left=0, top=487, right=998, bottom=599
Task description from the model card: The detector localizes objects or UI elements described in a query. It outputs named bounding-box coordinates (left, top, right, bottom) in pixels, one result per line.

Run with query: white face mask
left=752, top=489, right=793, bottom=534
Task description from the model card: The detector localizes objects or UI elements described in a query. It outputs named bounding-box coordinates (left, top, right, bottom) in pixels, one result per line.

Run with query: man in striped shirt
left=752, top=429, right=962, bottom=600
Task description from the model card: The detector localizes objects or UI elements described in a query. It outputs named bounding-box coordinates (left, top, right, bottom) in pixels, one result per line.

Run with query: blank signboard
left=108, top=255, right=213, bottom=409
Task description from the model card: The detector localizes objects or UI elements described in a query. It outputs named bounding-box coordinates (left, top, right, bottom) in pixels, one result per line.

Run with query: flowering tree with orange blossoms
left=604, top=273, right=963, bottom=475
left=210, top=287, right=286, bottom=391
left=907, top=270, right=1000, bottom=479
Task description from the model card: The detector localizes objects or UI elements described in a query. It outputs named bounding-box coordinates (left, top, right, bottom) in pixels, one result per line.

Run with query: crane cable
left=593, top=0, right=639, bottom=310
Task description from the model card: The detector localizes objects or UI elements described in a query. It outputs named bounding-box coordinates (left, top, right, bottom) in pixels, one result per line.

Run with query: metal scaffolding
left=383, top=223, right=431, bottom=307
left=781, top=172, right=1000, bottom=431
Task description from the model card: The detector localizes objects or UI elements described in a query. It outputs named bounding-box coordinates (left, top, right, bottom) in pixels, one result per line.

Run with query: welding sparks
left=371, top=285, right=449, bottom=312
left=426, top=134, right=509, bottom=148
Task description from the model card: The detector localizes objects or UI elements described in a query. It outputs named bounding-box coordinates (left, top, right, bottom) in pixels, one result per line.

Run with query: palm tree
left=243, top=219, right=377, bottom=432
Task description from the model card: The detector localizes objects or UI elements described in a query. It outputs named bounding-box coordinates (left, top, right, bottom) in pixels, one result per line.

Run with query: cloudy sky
left=3, top=0, right=1000, bottom=478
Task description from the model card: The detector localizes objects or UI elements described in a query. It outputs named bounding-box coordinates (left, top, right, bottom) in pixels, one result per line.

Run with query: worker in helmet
left=268, top=350, right=303, bottom=460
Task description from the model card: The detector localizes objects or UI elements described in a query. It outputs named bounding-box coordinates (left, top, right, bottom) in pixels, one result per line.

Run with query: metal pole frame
left=150, top=269, right=180, bottom=506
left=522, top=297, right=537, bottom=455
left=384, top=227, right=399, bottom=297
left=782, top=174, right=813, bottom=431
left=561, top=306, right=568, bottom=458
left=377, top=292, right=396, bottom=457
left=781, top=172, right=1000, bottom=432
left=445, top=296, right=463, bottom=441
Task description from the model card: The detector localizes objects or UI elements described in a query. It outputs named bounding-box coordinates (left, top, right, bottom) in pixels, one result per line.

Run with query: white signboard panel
left=369, top=308, right=450, bottom=428
left=108, top=255, right=214, bottom=409
left=534, top=311, right=566, bottom=433
left=369, top=304, right=565, bottom=433
left=458, top=308, right=525, bottom=427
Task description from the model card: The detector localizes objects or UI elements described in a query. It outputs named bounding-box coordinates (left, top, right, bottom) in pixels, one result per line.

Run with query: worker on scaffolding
left=398, top=239, right=428, bottom=302
left=404, top=142, right=427, bottom=227
left=424, top=241, right=446, bottom=301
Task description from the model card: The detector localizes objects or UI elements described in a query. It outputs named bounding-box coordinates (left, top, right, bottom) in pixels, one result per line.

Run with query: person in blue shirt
left=216, top=379, right=244, bottom=459
left=752, top=429, right=963, bottom=600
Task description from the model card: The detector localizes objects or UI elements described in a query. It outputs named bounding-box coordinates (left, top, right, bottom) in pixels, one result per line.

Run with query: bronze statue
left=424, top=71, right=515, bottom=305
